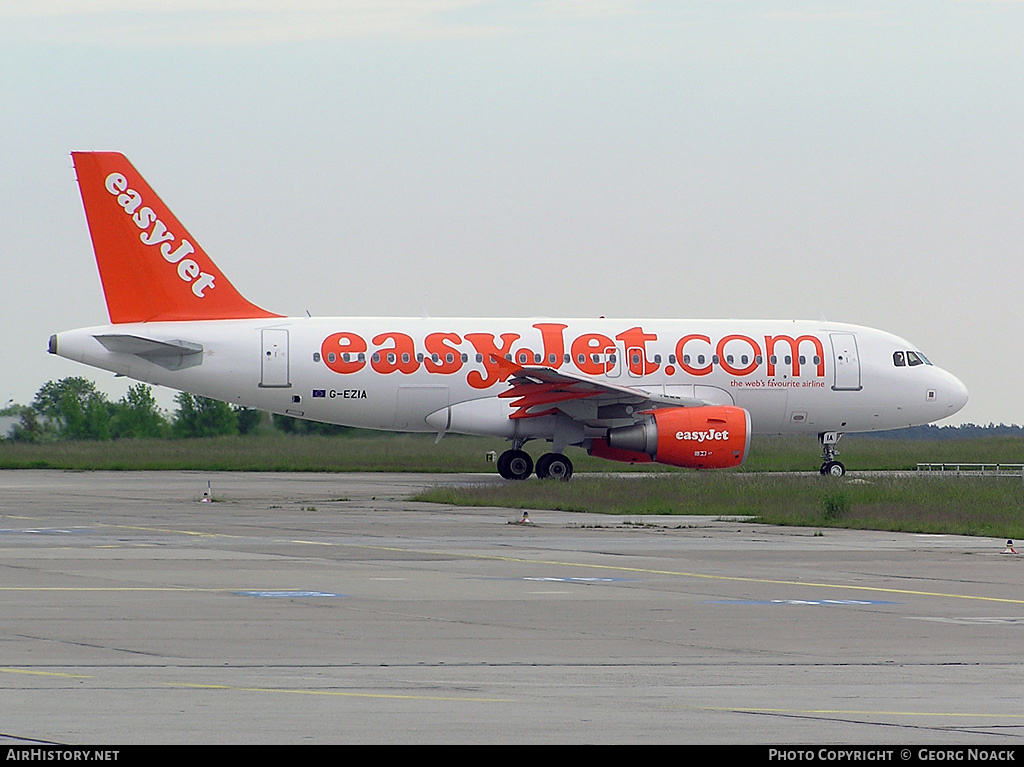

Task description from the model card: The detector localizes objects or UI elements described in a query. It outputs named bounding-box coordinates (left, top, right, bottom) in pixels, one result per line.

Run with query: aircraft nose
left=947, top=372, right=969, bottom=415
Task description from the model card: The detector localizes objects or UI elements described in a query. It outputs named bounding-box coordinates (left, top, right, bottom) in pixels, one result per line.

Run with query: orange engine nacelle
left=595, top=406, right=751, bottom=470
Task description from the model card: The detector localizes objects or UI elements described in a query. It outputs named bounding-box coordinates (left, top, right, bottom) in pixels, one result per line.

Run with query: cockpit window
left=893, top=351, right=905, bottom=367
left=906, top=351, right=924, bottom=366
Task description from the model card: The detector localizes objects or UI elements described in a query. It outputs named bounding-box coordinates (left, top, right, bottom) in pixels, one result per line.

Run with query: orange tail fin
left=72, top=152, right=281, bottom=323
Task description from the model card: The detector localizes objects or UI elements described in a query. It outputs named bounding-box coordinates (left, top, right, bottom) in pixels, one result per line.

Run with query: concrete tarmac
left=1, top=470, right=1023, bottom=744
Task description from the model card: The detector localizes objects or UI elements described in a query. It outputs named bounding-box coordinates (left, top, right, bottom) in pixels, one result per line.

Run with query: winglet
left=71, top=152, right=281, bottom=323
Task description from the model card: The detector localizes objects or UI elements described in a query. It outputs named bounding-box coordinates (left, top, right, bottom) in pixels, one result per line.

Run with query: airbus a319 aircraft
left=50, top=152, right=968, bottom=480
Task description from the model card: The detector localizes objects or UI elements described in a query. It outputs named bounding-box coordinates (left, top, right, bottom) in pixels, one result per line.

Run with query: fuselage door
left=625, top=347, right=645, bottom=379
left=830, top=333, right=861, bottom=391
left=396, top=386, right=450, bottom=431
left=260, top=328, right=290, bottom=388
left=603, top=346, right=620, bottom=378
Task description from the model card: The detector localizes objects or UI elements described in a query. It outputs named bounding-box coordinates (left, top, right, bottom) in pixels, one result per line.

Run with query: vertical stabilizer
left=71, top=152, right=281, bottom=323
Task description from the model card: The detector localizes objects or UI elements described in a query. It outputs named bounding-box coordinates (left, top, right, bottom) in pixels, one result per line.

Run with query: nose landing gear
left=819, top=432, right=845, bottom=476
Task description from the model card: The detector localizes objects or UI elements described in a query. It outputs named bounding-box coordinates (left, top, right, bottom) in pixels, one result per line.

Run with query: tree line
left=1, top=377, right=351, bottom=441
left=4, top=377, right=1014, bottom=443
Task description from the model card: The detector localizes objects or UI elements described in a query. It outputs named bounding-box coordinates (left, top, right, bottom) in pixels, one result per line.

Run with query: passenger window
left=893, top=352, right=905, bottom=367
left=313, top=352, right=321, bottom=362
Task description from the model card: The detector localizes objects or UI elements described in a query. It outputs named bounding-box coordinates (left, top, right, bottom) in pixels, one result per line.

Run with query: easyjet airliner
left=50, top=152, right=968, bottom=479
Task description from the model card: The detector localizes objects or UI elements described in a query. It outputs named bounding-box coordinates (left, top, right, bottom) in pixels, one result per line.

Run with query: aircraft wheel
left=497, top=449, right=533, bottom=480
left=823, top=460, right=846, bottom=477
left=496, top=450, right=512, bottom=479
left=536, top=453, right=573, bottom=481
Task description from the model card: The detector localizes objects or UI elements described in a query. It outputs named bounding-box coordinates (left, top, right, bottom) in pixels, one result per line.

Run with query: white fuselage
left=52, top=317, right=969, bottom=441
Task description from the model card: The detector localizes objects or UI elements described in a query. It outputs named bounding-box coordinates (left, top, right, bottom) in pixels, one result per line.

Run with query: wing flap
left=489, top=354, right=706, bottom=423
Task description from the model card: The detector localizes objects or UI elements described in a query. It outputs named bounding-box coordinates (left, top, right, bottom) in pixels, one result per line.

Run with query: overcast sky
left=2, top=1, right=1021, bottom=426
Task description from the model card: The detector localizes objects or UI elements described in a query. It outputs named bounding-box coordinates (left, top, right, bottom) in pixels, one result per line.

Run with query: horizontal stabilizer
left=94, top=334, right=203, bottom=371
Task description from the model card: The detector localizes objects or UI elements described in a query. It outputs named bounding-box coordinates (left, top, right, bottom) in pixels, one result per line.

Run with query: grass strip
left=2, top=433, right=1023, bottom=473
left=416, top=473, right=1024, bottom=539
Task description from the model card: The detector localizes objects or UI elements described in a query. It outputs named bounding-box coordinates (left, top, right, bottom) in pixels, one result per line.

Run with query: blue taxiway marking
left=523, top=577, right=637, bottom=583
left=705, top=599, right=898, bottom=606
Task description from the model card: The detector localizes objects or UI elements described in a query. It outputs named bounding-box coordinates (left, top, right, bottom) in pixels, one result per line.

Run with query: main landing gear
left=496, top=445, right=573, bottom=481
left=536, top=452, right=573, bottom=481
left=818, top=431, right=846, bottom=477
left=496, top=449, right=533, bottom=481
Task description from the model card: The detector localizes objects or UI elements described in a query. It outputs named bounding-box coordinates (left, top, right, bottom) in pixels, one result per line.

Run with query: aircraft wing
left=492, top=355, right=705, bottom=427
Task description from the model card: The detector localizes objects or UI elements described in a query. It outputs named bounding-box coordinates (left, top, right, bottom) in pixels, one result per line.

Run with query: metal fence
left=917, top=463, right=1024, bottom=477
